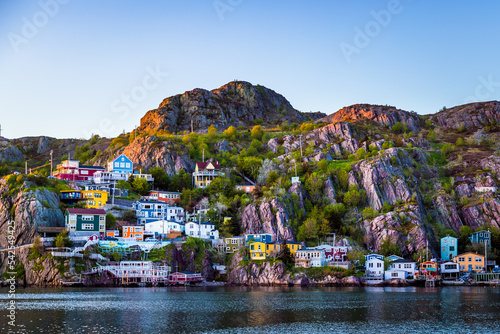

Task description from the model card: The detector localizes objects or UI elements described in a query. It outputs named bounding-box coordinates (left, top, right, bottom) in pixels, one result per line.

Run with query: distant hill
left=429, top=101, right=500, bottom=131
left=138, top=81, right=326, bottom=133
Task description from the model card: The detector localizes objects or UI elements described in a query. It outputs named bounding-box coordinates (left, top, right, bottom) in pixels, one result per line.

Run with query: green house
left=66, top=208, right=106, bottom=237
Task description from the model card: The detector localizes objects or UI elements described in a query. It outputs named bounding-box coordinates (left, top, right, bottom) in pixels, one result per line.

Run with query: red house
left=148, top=190, right=181, bottom=205
left=168, top=271, right=203, bottom=284
left=53, top=160, right=104, bottom=182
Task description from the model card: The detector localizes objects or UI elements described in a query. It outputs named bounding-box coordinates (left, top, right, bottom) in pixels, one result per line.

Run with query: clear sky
left=1, top=1, right=499, bottom=139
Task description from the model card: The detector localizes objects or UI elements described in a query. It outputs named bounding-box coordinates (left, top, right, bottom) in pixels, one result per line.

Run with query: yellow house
left=453, top=252, right=485, bottom=272
left=192, top=161, right=221, bottom=188
left=249, top=241, right=303, bottom=260
left=80, top=190, right=108, bottom=208
left=249, top=241, right=267, bottom=260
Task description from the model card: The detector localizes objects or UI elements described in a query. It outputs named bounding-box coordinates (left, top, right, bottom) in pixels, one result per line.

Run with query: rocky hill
left=318, top=104, right=421, bottom=133
left=429, top=101, right=500, bottom=130
left=138, top=81, right=326, bottom=134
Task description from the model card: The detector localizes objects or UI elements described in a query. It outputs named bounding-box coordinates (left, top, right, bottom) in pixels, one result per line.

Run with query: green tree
left=456, top=137, right=464, bottom=146
left=122, top=210, right=137, bottom=222
left=237, top=156, right=262, bottom=178
left=223, top=126, right=237, bottom=140
left=251, top=125, right=263, bottom=139
left=297, top=218, right=318, bottom=242
left=55, top=230, right=72, bottom=248
left=305, top=173, right=324, bottom=204
left=317, top=159, right=328, bottom=171
left=276, top=240, right=293, bottom=267
left=427, top=129, right=437, bottom=142
left=207, top=125, right=218, bottom=140
left=149, top=167, right=170, bottom=190
left=337, top=168, right=350, bottom=191
left=132, top=177, right=151, bottom=195
left=106, top=212, right=117, bottom=229
left=439, top=229, right=458, bottom=239
left=379, top=237, right=401, bottom=256
left=343, top=185, right=364, bottom=207
left=458, top=225, right=473, bottom=253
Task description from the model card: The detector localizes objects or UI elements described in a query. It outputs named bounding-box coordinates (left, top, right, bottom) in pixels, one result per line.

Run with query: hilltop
left=139, top=81, right=326, bottom=134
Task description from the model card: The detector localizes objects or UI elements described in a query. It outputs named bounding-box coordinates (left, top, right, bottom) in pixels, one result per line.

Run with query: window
left=99, top=216, right=105, bottom=221
left=81, top=170, right=88, bottom=175
left=458, top=257, right=465, bottom=262
left=369, top=263, right=373, bottom=268
left=475, top=265, right=482, bottom=270
left=70, top=215, right=76, bottom=220
left=126, top=163, right=130, bottom=168
left=82, top=224, right=94, bottom=230
left=460, top=265, right=465, bottom=270
left=475, top=257, right=482, bottom=262
left=99, top=224, right=105, bottom=231
left=468, top=257, right=472, bottom=262
left=450, top=246, right=455, bottom=251
left=377, top=263, right=382, bottom=268
left=115, top=162, right=119, bottom=167
left=120, top=163, right=125, bottom=167
left=392, top=272, right=398, bottom=277
left=82, top=216, right=93, bottom=221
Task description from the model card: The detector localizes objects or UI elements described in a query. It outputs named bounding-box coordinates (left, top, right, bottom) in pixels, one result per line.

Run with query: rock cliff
left=429, top=101, right=500, bottom=130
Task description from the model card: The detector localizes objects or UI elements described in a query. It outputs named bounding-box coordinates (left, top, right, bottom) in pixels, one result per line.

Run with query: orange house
left=123, top=226, right=144, bottom=241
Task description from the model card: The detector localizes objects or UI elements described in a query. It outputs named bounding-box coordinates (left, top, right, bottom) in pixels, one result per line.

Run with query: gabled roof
left=79, top=165, right=105, bottom=170
left=110, top=154, right=132, bottom=163
left=67, top=208, right=106, bottom=215
left=392, top=258, right=415, bottom=264
left=455, top=252, right=484, bottom=257
left=196, top=161, right=221, bottom=170
left=149, top=190, right=181, bottom=194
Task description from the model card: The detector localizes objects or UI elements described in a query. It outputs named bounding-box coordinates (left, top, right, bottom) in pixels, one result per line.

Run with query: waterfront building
left=440, top=235, right=458, bottom=261
left=453, top=252, right=485, bottom=272
left=168, top=271, right=203, bottom=284
left=249, top=241, right=267, bottom=260
left=315, top=244, right=349, bottom=262
left=365, top=254, right=384, bottom=277
left=469, top=230, right=491, bottom=249
left=440, top=262, right=460, bottom=280
left=419, top=261, right=438, bottom=277
left=295, top=248, right=326, bottom=268
left=387, top=258, right=415, bottom=278
left=384, top=269, right=407, bottom=280
left=65, top=208, right=106, bottom=238
left=192, top=161, right=221, bottom=188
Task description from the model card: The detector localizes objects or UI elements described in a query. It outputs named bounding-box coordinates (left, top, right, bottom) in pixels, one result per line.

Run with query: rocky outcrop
left=461, top=198, right=500, bottom=230
left=0, top=141, right=23, bottom=163
left=363, top=206, right=430, bottom=257
left=0, top=184, right=64, bottom=248
left=429, top=101, right=500, bottom=130
left=480, top=155, right=500, bottom=175
left=240, top=199, right=294, bottom=241
left=138, top=81, right=325, bottom=134
left=319, top=104, right=421, bottom=132
left=323, top=177, right=337, bottom=204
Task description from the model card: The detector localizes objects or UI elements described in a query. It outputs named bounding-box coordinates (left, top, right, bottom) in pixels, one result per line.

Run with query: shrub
left=427, top=130, right=437, bottom=142
left=457, top=124, right=465, bottom=133
left=362, top=207, right=379, bottom=220
left=456, top=137, right=464, bottom=146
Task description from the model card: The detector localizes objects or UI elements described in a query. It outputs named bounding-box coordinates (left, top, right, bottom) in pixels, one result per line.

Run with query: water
left=1, top=286, right=500, bottom=333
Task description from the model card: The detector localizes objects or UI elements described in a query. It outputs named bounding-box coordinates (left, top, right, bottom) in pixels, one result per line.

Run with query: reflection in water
left=0, top=286, right=499, bottom=333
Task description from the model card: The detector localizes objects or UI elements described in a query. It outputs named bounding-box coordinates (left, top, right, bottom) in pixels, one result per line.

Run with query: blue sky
left=1, top=1, right=499, bottom=139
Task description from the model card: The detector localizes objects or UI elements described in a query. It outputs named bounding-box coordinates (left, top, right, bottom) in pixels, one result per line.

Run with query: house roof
left=149, top=190, right=181, bottom=194
left=455, top=252, right=484, bottom=257
left=186, top=222, right=213, bottom=225
left=196, top=161, right=221, bottom=170
left=110, top=154, right=131, bottom=163
left=392, top=258, right=415, bottom=264
left=178, top=271, right=195, bottom=274
left=79, top=165, right=105, bottom=170
left=67, top=208, right=106, bottom=215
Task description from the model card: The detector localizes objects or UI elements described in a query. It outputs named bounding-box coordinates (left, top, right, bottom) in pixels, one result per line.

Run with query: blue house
left=365, top=254, right=384, bottom=261
left=441, top=235, right=458, bottom=261
left=133, top=200, right=185, bottom=225
left=108, top=154, right=133, bottom=174
left=469, top=230, right=491, bottom=249
left=245, top=233, right=273, bottom=245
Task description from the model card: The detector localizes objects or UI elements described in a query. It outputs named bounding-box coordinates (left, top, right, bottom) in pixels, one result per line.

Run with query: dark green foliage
left=149, top=167, right=171, bottom=190
left=276, top=240, right=294, bottom=267
left=106, top=212, right=117, bottom=229
left=379, top=237, right=401, bottom=256
left=458, top=225, right=473, bottom=253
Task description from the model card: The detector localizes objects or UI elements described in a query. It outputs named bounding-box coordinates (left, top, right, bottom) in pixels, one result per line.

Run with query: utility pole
left=25, top=161, right=27, bottom=175
left=112, top=180, right=116, bottom=205
left=299, top=135, right=303, bottom=158
left=485, top=239, right=488, bottom=272
left=50, top=150, right=53, bottom=176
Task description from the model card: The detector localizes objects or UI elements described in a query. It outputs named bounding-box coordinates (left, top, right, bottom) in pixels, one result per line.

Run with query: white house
left=440, top=261, right=460, bottom=280
left=185, top=222, right=219, bottom=240
left=133, top=201, right=185, bottom=225
left=144, top=220, right=185, bottom=238
left=295, top=248, right=326, bottom=268
left=387, top=258, right=415, bottom=279
left=365, top=254, right=384, bottom=277
left=384, top=270, right=407, bottom=280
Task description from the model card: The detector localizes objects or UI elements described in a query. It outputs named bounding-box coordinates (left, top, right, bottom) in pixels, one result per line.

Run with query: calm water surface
left=1, top=286, right=500, bottom=333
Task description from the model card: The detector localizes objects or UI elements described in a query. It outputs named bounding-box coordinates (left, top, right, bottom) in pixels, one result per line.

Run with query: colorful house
left=133, top=201, right=185, bottom=225
left=469, top=230, right=491, bottom=249
left=387, top=258, right=415, bottom=278
left=441, top=235, right=458, bottom=261
left=53, top=160, right=105, bottom=182
left=65, top=208, right=106, bottom=237
left=168, top=271, right=203, bottom=284
left=108, top=154, right=133, bottom=173
left=440, top=262, right=460, bottom=280
left=245, top=233, right=273, bottom=245
left=192, top=161, right=221, bottom=188
left=60, top=190, right=83, bottom=205
left=123, top=226, right=144, bottom=241
left=453, top=252, right=485, bottom=272
left=224, top=236, right=246, bottom=254
left=81, top=190, right=108, bottom=208
left=419, top=261, right=438, bottom=277
left=185, top=222, right=219, bottom=240
left=315, top=245, right=349, bottom=263
left=148, top=190, right=181, bottom=205
left=249, top=241, right=267, bottom=260
left=236, top=184, right=255, bottom=193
